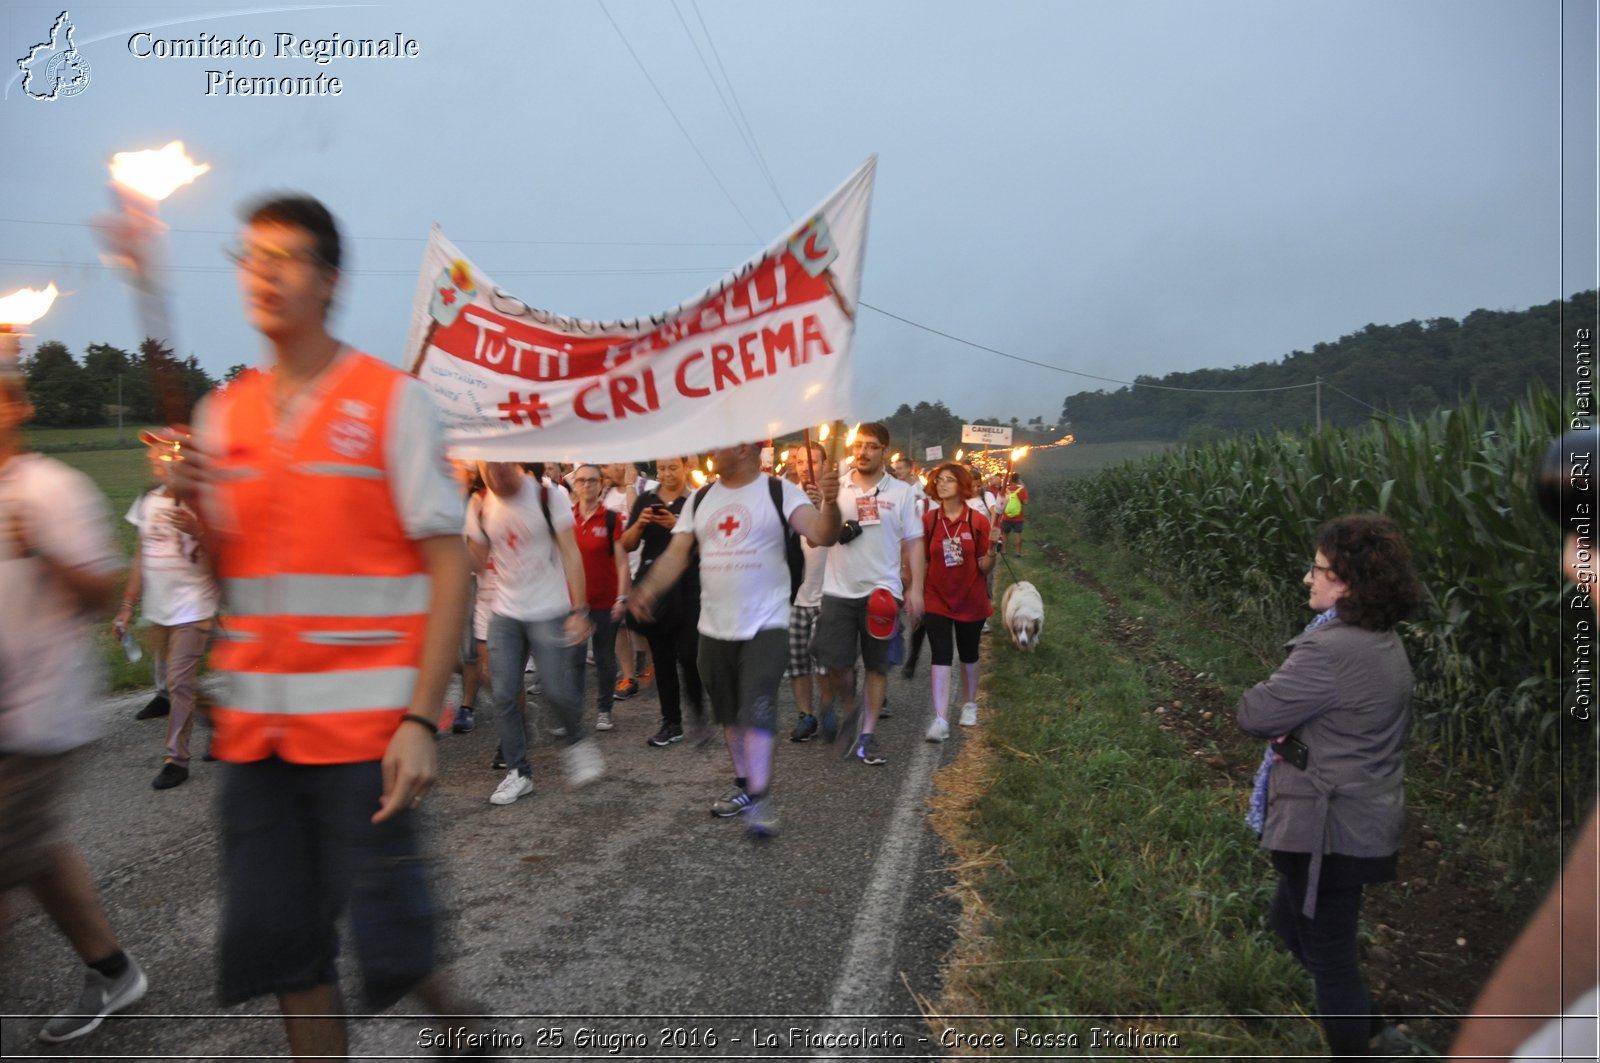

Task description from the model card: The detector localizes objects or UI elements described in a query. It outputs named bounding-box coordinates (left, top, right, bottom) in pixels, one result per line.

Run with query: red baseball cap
left=866, top=587, right=899, bottom=639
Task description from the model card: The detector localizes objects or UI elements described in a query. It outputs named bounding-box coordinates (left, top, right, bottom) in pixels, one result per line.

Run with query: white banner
left=961, top=423, right=1013, bottom=446
left=924, top=445, right=943, bottom=460
left=404, top=158, right=876, bottom=462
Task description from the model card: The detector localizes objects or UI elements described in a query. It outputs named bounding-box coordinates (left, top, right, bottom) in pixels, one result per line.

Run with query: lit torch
left=101, top=141, right=210, bottom=424
left=0, top=283, right=60, bottom=374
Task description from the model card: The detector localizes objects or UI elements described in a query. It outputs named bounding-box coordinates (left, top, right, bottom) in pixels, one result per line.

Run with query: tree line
left=1058, top=290, right=1595, bottom=443
left=19, top=339, right=237, bottom=428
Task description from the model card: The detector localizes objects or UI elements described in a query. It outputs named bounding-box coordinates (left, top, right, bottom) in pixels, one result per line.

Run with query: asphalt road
left=1, top=653, right=972, bottom=1060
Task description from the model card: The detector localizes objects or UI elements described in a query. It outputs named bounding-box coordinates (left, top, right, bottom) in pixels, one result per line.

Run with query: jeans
left=487, top=612, right=584, bottom=777
left=577, top=608, right=618, bottom=720
left=1268, top=873, right=1379, bottom=1059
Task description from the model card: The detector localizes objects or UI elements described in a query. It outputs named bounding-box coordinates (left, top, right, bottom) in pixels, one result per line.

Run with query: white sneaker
left=38, top=957, right=148, bottom=1043
left=959, top=702, right=979, bottom=727
left=489, top=770, right=532, bottom=805
left=564, top=738, right=605, bottom=787
left=924, top=716, right=950, bottom=742
left=595, top=711, right=614, bottom=732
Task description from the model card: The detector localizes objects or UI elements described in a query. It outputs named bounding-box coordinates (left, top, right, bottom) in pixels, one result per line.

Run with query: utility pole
left=117, top=374, right=123, bottom=432
left=1315, top=376, right=1322, bottom=433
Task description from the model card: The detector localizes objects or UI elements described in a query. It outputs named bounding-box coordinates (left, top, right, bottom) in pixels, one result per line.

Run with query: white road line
left=817, top=731, right=942, bottom=1055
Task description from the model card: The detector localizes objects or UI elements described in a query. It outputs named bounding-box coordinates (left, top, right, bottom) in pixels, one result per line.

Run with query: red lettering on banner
left=763, top=321, right=797, bottom=367
left=803, top=315, right=834, bottom=362
left=572, top=369, right=667, bottom=422
left=668, top=313, right=838, bottom=401
left=498, top=391, right=551, bottom=426
left=676, top=352, right=710, bottom=399
left=574, top=383, right=606, bottom=422
left=710, top=344, right=739, bottom=392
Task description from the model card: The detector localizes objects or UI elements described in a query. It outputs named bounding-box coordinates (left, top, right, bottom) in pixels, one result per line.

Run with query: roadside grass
left=23, top=424, right=155, bottom=453
left=1024, top=439, right=1175, bottom=480
left=937, top=491, right=1324, bottom=1056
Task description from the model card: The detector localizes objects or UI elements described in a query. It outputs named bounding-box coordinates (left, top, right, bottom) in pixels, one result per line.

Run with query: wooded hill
left=1059, top=291, right=1595, bottom=443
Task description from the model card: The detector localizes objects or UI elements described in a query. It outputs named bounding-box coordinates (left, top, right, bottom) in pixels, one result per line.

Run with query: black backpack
left=693, top=475, right=806, bottom=603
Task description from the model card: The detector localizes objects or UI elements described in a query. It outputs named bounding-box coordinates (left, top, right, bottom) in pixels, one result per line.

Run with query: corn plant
left=1069, top=386, right=1588, bottom=816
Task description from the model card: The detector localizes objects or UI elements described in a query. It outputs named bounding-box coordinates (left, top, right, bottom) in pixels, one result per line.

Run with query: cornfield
left=1069, top=386, right=1591, bottom=817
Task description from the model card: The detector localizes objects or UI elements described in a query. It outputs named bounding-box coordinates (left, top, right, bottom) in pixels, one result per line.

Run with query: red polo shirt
left=573, top=504, right=621, bottom=610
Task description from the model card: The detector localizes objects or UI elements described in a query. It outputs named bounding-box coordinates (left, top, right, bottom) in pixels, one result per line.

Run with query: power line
left=689, top=0, right=791, bottom=220
left=595, top=0, right=764, bottom=244
left=859, top=300, right=1318, bottom=395
left=1323, top=380, right=1390, bottom=415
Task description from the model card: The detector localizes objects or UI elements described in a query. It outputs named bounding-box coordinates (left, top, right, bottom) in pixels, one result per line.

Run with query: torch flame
left=845, top=423, right=859, bottom=447
left=690, top=470, right=707, bottom=488
left=890, top=452, right=901, bottom=464
left=0, top=283, right=59, bottom=326
left=955, top=449, right=964, bottom=461
left=705, top=457, right=715, bottom=473
left=817, top=423, right=830, bottom=441
left=109, top=141, right=211, bottom=201
left=1011, top=446, right=1029, bottom=461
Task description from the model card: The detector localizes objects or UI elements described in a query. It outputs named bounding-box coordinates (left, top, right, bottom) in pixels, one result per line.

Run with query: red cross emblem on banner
left=498, top=391, right=550, bottom=427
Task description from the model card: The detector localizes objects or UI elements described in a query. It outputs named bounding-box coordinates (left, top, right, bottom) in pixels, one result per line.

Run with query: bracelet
left=398, top=713, right=438, bottom=735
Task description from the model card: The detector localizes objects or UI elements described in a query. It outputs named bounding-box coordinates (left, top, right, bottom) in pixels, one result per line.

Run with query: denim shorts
left=217, top=757, right=436, bottom=1010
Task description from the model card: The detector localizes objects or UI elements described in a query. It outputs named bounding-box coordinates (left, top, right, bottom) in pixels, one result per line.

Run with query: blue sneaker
left=789, top=713, right=818, bottom=742
left=452, top=705, right=475, bottom=734
left=820, top=708, right=839, bottom=743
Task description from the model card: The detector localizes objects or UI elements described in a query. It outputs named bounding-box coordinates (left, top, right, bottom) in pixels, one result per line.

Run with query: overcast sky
left=2, top=0, right=1594, bottom=427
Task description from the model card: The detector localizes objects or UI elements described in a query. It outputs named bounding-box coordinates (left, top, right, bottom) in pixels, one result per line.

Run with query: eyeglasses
left=1307, top=562, right=1336, bottom=578
left=852, top=441, right=884, bottom=452
left=935, top=475, right=959, bottom=484
left=224, top=242, right=326, bottom=270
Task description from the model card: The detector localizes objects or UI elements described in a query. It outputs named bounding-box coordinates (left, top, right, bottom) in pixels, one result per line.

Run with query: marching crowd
left=0, top=193, right=1028, bottom=1054
left=5, top=190, right=1588, bottom=1063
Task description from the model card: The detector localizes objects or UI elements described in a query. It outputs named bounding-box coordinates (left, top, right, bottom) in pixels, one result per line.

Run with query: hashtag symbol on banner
left=497, top=391, right=550, bottom=427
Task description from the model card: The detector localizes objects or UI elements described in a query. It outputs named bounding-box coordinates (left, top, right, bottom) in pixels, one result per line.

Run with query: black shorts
left=697, top=628, right=788, bottom=731
left=812, top=594, right=899, bottom=674
left=0, top=751, right=71, bottom=893
left=218, top=757, right=436, bottom=1010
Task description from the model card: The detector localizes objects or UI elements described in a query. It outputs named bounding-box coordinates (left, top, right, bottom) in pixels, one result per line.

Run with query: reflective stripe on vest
left=223, top=573, right=431, bottom=618
left=207, top=353, right=429, bottom=764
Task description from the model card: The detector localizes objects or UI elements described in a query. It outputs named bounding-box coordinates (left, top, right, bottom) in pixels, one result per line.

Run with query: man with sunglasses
left=177, top=194, right=477, bottom=1057
left=808, top=422, right=925, bottom=764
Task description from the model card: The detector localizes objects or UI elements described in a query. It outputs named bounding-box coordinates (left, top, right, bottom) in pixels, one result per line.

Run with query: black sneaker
left=789, top=713, right=818, bottom=742
left=856, top=733, right=887, bottom=766
left=900, top=660, right=916, bottom=680
left=879, top=697, right=893, bottom=719
left=135, top=694, right=170, bottom=721
left=819, top=708, right=839, bottom=743
left=452, top=705, right=476, bottom=734
left=151, top=763, right=189, bottom=790
left=490, top=747, right=506, bottom=771
left=647, top=723, right=683, bottom=747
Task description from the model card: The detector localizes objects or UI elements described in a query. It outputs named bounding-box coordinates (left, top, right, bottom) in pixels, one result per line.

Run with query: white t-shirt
left=0, top=453, right=122, bottom=754
left=126, top=488, right=218, bottom=626
left=968, top=490, right=1000, bottom=521
left=822, top=471, right=923, bottom=599
left=675, top=474, right=808, bottom=640
left=465, top=479, right=575, bottom=622
left=795, top=538, right=829, bottom=609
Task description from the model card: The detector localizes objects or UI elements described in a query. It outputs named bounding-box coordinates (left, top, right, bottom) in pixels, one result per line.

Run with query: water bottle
left=120, top=629, right=143, bottom=663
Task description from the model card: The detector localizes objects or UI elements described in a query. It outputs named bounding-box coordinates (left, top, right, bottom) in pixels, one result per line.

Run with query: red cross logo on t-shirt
left=717, top=514, right=741, bottom=538
left=505, top=530, right=520, bottom=552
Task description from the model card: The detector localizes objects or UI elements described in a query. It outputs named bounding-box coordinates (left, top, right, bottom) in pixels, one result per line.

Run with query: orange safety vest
left=206, top=351, right=428, bottom=764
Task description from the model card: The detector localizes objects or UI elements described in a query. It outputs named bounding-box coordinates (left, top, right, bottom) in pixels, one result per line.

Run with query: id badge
left=856, top=495, right=881, bottom=526
left=942, top=535, right=963, bottom=568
